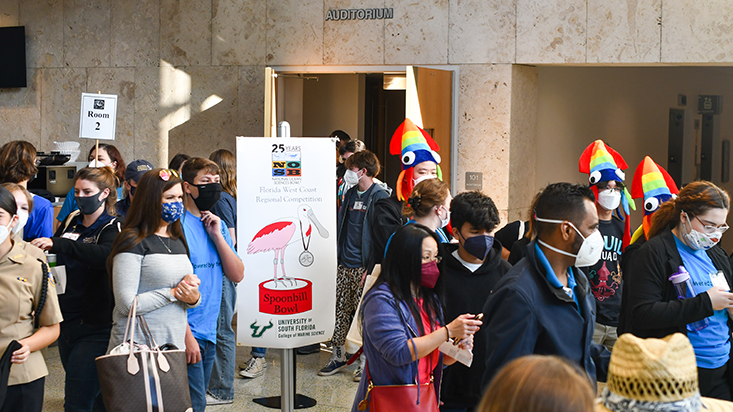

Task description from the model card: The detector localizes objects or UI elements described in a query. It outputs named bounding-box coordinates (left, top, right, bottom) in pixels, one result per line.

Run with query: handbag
left=357, top=358, right=438, bottom=412
left=95, top=297, right=192, bottom=412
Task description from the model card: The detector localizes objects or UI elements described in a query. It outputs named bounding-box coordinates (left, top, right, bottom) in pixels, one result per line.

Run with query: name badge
left=62, top=232, right=80, bottom=241
left=711, top=271, right=730, bottom=291
left=353, top=201, right=364, bottom=210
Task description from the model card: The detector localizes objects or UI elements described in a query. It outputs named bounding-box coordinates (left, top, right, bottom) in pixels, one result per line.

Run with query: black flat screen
left=0, top=26, right=27, bottom=88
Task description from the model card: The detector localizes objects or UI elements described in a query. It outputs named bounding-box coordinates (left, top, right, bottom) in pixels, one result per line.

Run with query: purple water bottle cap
left=669, top=266, right=690, bottom=284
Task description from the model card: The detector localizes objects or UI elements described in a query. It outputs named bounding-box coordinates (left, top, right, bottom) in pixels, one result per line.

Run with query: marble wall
left=0, top=0, right=729, bottom=203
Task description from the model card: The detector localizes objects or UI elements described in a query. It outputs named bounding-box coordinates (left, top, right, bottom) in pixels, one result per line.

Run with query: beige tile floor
left=42, top=344, right=359, bottom=411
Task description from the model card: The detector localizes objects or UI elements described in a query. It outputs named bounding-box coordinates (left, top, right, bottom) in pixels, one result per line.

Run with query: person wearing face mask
left=481, top=183, right=607, bottom=391
left=438, top=191, right=511, bottom=412
left=0, top=141, right=54, bottom=242
left=180, top=158, right=244, bottom=412
left=578, top=140, right=636, bottom=352
left=370, top=120, right=443, bottom=271
left=351, top=224, right=482, bottom=412
left=0, top=186, right=63, bottom=412
left=621, top=181, right=733, bottom=400
left=30, top=166, right=121, bottom=412
left=107, top=168, right=200, bottom=359
left=336, top=139, right=366, bottom=209
left=2, top=183, right=34, bottom=241
left=114, top=159, right=153, bottom=217
left=324, top=150, right=391, bottom=377
left=402, top=179, right=453, bottom=242
left=56, top=144, right=126, bottom=226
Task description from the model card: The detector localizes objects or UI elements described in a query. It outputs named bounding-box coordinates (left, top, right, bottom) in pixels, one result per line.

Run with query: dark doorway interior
left=364, top=74, right=406, bottom=188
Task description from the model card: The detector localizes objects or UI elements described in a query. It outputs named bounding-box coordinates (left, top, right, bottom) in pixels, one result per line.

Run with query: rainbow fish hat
left=630, top=156, right=679, bottom=243
left=579, top=140, right=636, bottom=248
left=390, top=118, right=442, bottom=201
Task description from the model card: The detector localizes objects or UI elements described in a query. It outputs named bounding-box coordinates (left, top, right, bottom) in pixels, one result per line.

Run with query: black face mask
left=76, top=192, right=106, bottom=215
left=129, top=184, right=136, bottom=197
left=191, top=182, right=222, bottom=211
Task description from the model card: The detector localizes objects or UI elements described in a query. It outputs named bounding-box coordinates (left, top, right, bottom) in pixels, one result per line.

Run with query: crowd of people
left=1, top=123, right=733, bottom=412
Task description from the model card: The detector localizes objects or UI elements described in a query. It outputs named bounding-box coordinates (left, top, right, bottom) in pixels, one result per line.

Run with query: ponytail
left=647, top=181, right=729, bottom=239
left=401, top=179, right=449, bottom=218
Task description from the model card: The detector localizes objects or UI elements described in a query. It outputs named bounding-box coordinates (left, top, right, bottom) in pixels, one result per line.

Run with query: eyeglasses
left=422, top=255, right=442, bottom=264
left=692, top=214, right=729, bottom=234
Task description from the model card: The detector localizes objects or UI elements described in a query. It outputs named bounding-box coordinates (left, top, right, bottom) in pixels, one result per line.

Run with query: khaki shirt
left=0, top=240, right=63, bottom=385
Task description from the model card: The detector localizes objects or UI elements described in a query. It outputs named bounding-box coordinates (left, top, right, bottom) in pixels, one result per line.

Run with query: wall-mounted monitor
left=0, top=26, right=27, bottom=88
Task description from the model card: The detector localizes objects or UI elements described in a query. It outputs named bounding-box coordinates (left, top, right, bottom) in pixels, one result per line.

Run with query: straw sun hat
left=596, top=333, right=733, bottom=412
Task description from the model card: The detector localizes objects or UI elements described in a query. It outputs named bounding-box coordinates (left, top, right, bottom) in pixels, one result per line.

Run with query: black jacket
left=481, top=240, right=600, bottom=389
left=439, top=241, right=511, bottom=409
left=616, top=234, right=645, bottom=335
left=619, top=227, right=733, bottom=339
left=369, top=194, right=407, bottom=269
left=52, top=210, right=121, bottom=326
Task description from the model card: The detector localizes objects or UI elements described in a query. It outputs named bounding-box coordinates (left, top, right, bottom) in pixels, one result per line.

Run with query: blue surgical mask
left=461, top=232, right=494, bottom=261
left=161, top=201, right=184, bottom=224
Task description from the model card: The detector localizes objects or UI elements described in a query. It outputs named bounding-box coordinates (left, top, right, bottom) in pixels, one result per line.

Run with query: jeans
left=188, top=338, right=216, bottom=412
left=252, top=347, right=266, bottom=358
left=207, top=278, right=236, bottom=401
left=58, top=318, right=110, bottom=412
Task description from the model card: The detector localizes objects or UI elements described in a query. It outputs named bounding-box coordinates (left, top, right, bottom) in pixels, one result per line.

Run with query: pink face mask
left=421, top=261, right=441, bottom=288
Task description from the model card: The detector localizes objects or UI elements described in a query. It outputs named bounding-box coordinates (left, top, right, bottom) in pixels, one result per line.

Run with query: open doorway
left=269, top=67, right=455, bottom=189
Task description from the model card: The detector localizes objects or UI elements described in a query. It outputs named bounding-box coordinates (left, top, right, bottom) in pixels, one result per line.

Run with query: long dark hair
left=0, top=186, right=18, bottom=217
left=648, top=180, right=730, bottom=238
left=89, top=144, right=125, bottom=184
left=107, top=169, right=188, bottom=275
left=373, top=224, right=443, bottom=335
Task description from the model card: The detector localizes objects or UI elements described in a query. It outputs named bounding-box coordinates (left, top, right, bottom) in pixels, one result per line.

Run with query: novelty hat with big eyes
left=389, top=118, right=442, bottom=202
left=579, top=140, right=636, bottom=249
left=629, top=156, right=679, bottom=243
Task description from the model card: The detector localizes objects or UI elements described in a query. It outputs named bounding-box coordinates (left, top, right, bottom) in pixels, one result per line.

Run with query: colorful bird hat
left=579, top=140, right=636, bottom=248
left=629, top=156, right=679, bottom=243
left=390, top=118, right=442, bottom=201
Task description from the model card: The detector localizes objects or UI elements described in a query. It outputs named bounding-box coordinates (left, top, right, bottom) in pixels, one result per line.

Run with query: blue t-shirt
left=674, top=236, right=730, bottom=369
left=182, top=210, right=236, bottom=344
left=23, top=194, right=53, bottom=241
left=340, top=184, right=374, bottom=268
left=57, top=186, right=124, bottom=222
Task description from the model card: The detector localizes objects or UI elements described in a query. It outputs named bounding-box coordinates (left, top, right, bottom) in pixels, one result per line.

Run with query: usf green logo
left=250, top=320, right=273, bottom=338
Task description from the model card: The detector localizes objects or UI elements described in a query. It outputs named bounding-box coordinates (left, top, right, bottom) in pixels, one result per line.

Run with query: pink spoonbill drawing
left=247, top=204, right=329, bottom=286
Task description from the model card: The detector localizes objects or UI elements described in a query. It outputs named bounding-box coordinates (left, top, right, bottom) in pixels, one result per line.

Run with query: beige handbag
left=346, top=264, right=382, bottom=354
left=95, top=297, right=192, bottom=412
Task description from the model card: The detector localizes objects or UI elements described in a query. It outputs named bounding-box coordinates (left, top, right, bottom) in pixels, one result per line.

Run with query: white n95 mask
left=535, top=216, right=604, bottom=267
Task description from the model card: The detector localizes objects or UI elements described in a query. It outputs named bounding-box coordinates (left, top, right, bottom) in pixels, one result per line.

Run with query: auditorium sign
left=325, top=8, right=393, bottom=21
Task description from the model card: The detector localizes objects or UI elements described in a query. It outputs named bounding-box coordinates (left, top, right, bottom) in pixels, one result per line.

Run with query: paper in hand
left=439, top=341, right=473, bottom=367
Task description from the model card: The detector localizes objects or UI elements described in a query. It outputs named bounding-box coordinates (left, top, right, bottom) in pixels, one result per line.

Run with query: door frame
left=271, top=65, right=461, bottom=191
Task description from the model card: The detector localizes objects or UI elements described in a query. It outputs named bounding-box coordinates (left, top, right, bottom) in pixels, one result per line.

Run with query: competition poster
left=236, top=137, right=337, bottom=348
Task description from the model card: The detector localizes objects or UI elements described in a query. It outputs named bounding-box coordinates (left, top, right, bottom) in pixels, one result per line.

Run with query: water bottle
left=668, top=266, right=709, bottom=332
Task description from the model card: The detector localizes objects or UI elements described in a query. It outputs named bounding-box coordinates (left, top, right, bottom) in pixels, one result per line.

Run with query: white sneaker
left=205, top=393, right=233, bottom=405
left=239, top=357, right=266, bottom=378
left=353, top=365, right=362, bottom=382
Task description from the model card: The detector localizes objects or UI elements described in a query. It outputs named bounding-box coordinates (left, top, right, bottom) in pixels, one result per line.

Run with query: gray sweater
left=108, top=235, right=197, bottom=352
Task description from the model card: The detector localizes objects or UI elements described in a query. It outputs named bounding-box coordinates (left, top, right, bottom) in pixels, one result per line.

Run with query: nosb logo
left=271, top=144, right=302, bottom=177
left=272, top=160, right=301, bottom=176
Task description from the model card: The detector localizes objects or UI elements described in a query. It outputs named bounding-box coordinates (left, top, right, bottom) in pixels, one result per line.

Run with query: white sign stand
left=236, top=122, right=337, bottom=411
left=79, top=92, right=117, bottom=141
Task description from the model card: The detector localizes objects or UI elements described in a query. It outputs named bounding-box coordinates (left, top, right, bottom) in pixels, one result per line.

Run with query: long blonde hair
left=478, top=355, right=594, bottom=412
left=209, top=149, right=236, bottom=199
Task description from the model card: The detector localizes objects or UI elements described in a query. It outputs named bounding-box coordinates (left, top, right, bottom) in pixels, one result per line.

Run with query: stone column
left=456, top=64, right=538, bottom=226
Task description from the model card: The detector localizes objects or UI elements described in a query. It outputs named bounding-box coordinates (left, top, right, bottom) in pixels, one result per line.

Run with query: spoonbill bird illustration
left=247, top=204, right=329, bottom=286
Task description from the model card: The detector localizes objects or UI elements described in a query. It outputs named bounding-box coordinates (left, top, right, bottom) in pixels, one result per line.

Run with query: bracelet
left=444, top=326, right=450, bottom=342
